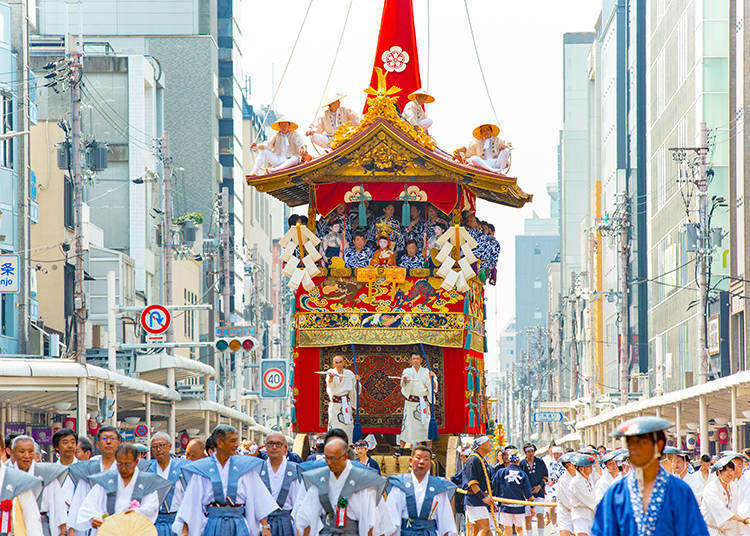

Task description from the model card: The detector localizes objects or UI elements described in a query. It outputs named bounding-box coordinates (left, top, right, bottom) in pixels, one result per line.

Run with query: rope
left=426, top=0, right=431, bottom=91
left=251, top=0, right=316, bottom=146
left=455, top=489, right=557, bottom=507
left=310, top=0, right=354, bottom=125
left=462, top=0, right=504, bottom=138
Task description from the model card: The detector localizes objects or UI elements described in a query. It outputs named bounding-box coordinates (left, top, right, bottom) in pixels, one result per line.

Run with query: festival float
left=247, top=0, right=531, bottom=470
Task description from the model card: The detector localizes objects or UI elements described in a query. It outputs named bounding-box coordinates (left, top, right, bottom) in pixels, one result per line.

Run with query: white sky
left=243, top=0, right=601, bottom=361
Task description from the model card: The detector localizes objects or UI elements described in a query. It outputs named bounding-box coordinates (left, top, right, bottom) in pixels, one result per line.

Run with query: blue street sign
left=215, top=325, right=256, bottom=338
left=261, top=360, right=287, bottom=398
left=121, top=430, right=135, bottom=441
left=533, top=411, right=565, bottom=423
left=0, top=255, right=19, bottom=294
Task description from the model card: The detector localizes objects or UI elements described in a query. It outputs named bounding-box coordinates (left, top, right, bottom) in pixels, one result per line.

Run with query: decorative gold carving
left=331, top=69, right=434, bottom=150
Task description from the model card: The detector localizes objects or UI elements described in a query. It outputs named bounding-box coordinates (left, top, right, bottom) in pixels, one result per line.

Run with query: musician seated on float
left=343, top=230, right=373, bottom=269
left=306, top=93, right=360, bottom=151
left=399, top=239, right=424, bottom=269
left=249, top=117, right=310, bottom=176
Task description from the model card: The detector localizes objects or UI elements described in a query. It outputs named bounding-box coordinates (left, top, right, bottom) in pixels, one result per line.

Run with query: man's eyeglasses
left=99, top=436, right=119, bottom=443
left=266, top=441, right=284, bottom=448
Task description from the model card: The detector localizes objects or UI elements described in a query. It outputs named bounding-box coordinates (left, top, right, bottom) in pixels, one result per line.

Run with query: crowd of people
left=288, top=206, right=500, bottom=282
left=248, top=92, right=512, bottom=178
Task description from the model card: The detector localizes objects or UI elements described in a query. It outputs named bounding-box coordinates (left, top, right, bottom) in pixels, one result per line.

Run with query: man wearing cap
left=250, top=117, right=308, bottom=175
left=555, top=453, right=577, bottom=536
left=701, top=456, right=750, bottom=534
left=519, top=443, right=547, bottom=536
left=306, top=94, right=359, bottom=151
left=462, top=436, right=496, bottom=536
left=457, top=123, right=511, bottom=174
left=591, top=416, right=709, bottom=536
left=491, top=449, right=532, bottom=536
left=402, top=89, right=434, bottom=132
left=569, top=454, right=597, bottom=536
left=384, top=445, right=457, bottom=536
left=594, top=451, right=621, bottom=503
left=399, top=350, right=438, bottom=450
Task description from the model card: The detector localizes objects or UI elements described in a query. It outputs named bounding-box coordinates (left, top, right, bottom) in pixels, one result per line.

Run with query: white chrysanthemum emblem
left=382, top=46, right=409, bottom=73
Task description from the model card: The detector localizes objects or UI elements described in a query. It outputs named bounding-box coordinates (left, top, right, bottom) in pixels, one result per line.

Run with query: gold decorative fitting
left=375, top=219, right=394, bottom=236
left=330, top=68, right=435, bottom=150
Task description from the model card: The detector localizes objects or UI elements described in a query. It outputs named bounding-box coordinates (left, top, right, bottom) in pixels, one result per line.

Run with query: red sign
left=263, top=367, right=285, bottom=391
left=179, top=431, right=190, bottom=450
left=717, top=427, right=729, bottom=445
left=88, top=418, right=99, bottom=436
left=140, top=304, right=171, bottom=335
left=135, top=424, right=149, bottom=437
left=63, top=417, right=76, bottom=430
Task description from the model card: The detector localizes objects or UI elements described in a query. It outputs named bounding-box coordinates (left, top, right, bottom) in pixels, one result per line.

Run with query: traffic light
left=214, top=336, right=255, bottom=352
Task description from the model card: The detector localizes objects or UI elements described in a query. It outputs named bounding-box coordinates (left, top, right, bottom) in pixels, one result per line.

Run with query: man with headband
left=591, top=416, right=709, bottom=535
left=462, top=436, right=496, bottom=536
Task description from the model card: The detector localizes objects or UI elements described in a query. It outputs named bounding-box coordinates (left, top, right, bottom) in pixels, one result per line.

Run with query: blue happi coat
left=386, top=474, right=456, bottom=536
left=181, top=455, right=265, bottom=536
left=258, top=460, right=302, bottom=536
left=591, top=468, right=709, bottom=536
left=145, top=457, right=187, bottom=536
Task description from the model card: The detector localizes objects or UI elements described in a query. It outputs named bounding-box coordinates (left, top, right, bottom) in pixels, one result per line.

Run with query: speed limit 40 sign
left=261, top=360, right=288, bottom=398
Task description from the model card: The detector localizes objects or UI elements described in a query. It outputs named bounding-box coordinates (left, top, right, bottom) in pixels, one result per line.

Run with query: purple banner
left=4, top=422, right=27, bottom=436
left=31, top=426, right=52, bottom=445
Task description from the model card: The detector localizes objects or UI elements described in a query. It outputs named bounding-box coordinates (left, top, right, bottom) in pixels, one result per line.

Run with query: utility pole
left=156, top=134, right=174, bottom=341
left=668, top=121, right=712, bottom=384
left=69, top=36, right=86, bottom=361
left=569, top=272, right=578, bottom=400
left=696, top=122, right=709, bottom=384
left=220, top=187, right=231, bottom=406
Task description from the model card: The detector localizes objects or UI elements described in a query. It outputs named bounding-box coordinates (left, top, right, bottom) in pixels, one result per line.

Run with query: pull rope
left=251, top=0, right=315, bottom=146
left=462, top=0, right=505, bottom=138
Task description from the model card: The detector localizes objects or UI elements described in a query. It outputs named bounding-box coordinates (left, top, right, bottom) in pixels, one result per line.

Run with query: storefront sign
left=31, top=426, right=52, bottom=445
left=4, top=422, right=27, bottom=436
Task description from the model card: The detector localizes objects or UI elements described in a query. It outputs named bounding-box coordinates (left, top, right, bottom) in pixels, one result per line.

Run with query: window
left=533, top=279, right=542, bottom=289
left=534, top=309, right=542, bottom=320
left=64, top=177, right=74, bottom=229
left=533, top=246, right=541, bottom=255
left=0, top=93, right=12, bottom=168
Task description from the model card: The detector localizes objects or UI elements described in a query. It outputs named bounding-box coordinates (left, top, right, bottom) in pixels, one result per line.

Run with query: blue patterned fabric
left=344, top=247, right=373, bottom=268
left=399, top=254, right=424, bottom=269
left=156, top=512, right=176, bottom=536
left=591, top=467, right=709, bottom=536
left=403, top=220, right=426, bottom=251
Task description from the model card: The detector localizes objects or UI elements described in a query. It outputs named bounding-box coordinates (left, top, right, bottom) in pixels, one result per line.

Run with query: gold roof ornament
left=331, top=67, right=434, bottom=150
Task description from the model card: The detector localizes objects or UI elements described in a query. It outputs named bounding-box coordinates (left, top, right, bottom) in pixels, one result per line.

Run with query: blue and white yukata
left=343, top=247, right=373, bottom=269
left=591, top=467, right=709, bottom=536
left=174, top=454, right=278, bottom=536
left=399, top=254, right=425, bottom=270
left=259, top=458, right=303, bottom=536
left=491, top=464, right=532, bottom=528
left=385, top=472, right=457, bottom=536
left=146, top=457, right=187, bottom=536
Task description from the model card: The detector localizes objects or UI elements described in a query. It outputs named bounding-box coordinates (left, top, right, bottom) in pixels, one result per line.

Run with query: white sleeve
left=246, top=470, right=279, bottom=528
left=169, top=479, right=185, bottom=512
left=135, top=490, right=160, bottom=522
left=702, top=482, right=734, bottom=528
left=67, top=479, right=91, bottom=530
left=350, top=487, right=378, bottom=536
left=286, top=478, right=303, bottom=510
left=75, top=484, right=106, bottom=530
left=578, top=479, right=596, bottom=511
left=18, top=488, right=44, bottom=536
left=45, top=479, right=68, bottom=534
left=295, top=485, right=323, bottom=536
left=594, top=477, right=607, bottom=503
left=383, top=487, right=405, bottom=535
left=173, top=475, right=211, bottom=536
left=434, top=492, right=457, bottom=536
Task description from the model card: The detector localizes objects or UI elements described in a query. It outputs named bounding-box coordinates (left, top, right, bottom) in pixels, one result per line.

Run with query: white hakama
left=400, top=366, right=436, bottom=445
left=173, top=460, right=278, bottom=536
left=75, top=468, right=159, bottom=533
left=326, top=368, right=357, bottom=441
left=384, top=473, right=457, bottom=536
left=295, top=462, right=381, bottom=536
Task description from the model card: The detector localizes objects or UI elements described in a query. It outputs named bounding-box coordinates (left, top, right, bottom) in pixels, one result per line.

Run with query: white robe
left=75, top=468, right=159, bottom=534
left=264, top=458, right=303, bottom=510
left=701, top=477, right=744, bottom=535
left=384, top=472, right=456, bottom=536
left=685, top=470, right=711, bottom=502
left=0, top=464, right=43, bottom=536
left=173, top=456, right=278, bottom=536
left=402, top=101, right=433, bottom=131
left=568, top=473, right=596, bottom=525
left=326, top=368, right=357, bottom=440
left=154, top=459, right=186, bottom=512
left=295, top=461, right=380, bottom=536
left=67, top=457, right=117, bottom=534
left=400, top=366, right=436, bottom=445
left=593, top=471, right=617, bottom=503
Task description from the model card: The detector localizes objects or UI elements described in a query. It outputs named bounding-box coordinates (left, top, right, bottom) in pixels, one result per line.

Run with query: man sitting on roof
left=306, top=93, right=360, bottom=151
left=402, top=89, right=434, bottom=132
left=249, top=117, right=309, bottom=175
left=457, top=122, right=512, bottom=174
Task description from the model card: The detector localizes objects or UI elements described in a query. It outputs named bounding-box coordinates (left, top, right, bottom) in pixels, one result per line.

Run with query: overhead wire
left=251, top=0, right=316, bottom=146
